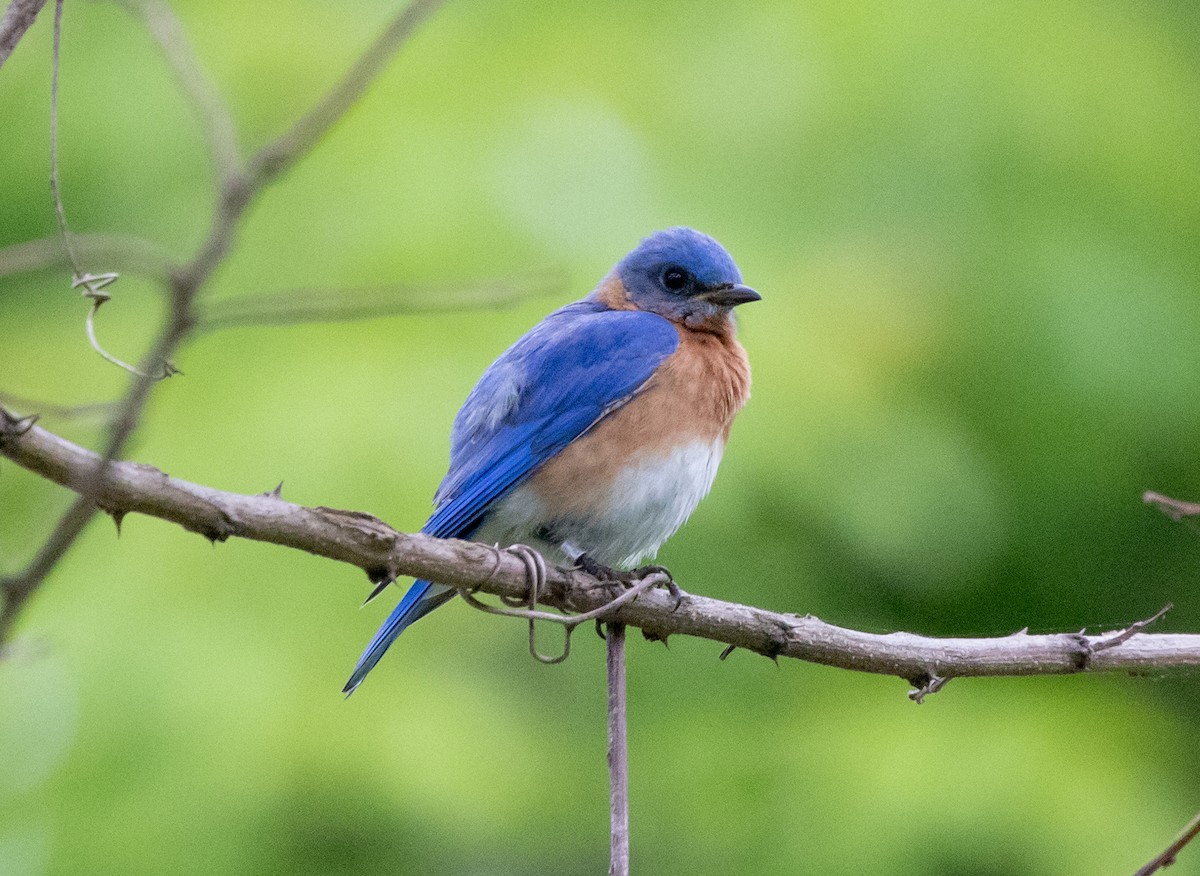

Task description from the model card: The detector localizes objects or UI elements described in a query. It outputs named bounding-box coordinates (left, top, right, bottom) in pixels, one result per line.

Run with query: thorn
left=204, top=519, right=236, bottom=544
left=641, top=628, right=670, bottom=648
left=3, top=413, right=39, bottom=437
left=263, top=481, right=284, bottom=498
left=719, top=644, right=736, bottom=661
left=361, top=577, right=393, bottom=607
left=1091, top=603, right=1174, bottom=654
left=595, top=619, right=607, bottom=641
left=908, top=673, right=950, bottom=704
left=112, top=509, right=126, bottom=536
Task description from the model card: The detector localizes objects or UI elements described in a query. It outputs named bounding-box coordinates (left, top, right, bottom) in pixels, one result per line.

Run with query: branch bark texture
left=5, top=408, right=1200, bottom=689
left=0, top=0, right=46, bottom=69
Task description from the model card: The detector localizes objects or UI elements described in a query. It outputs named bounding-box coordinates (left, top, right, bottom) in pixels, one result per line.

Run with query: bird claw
left=630, top=564, right=685, bottom=603
left=576, top=556, right=684, bottom=609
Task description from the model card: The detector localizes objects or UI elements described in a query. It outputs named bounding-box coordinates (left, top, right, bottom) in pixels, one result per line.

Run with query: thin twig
left=0, top=392, right=117, bottom=422
left=49, top=0, right=168, bottom=379
left=48, top=0, right=78, bottom=278
left=1133, top=810, right=1200, bottom=876
left=1145, top=491, right=1200, bottom=520
left=0, top=0, right=47, bottom=70
left=5, top=408, right=1200, bottom=684
left=1092, top=604, right=1173, bottom=653
left=196, top=273, right=562, bottom=333
left=607, top=621, right=630, bottom=876
left=0, top=233, right=172, bottom=281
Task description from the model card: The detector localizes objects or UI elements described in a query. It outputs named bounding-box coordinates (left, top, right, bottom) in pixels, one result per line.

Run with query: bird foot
left=575, top=555, right=685, bottom=605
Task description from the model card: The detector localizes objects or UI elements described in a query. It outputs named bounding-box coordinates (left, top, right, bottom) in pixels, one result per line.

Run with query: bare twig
left=1145, top=491, right=1200, bottom=520
left=48, top=0, right=81, bottom=282
left=196, top=273, right=562, bottom=333
left=1133, top=810, right=1200, bottom=876
left=607, top=622, right=630, bottom=876
left=0, top=0, right=47, bottom=70
left=1092, top=603, right=1173, bottom=653
left=2, top=0, right=447, bottom=644
left=5, top=409, right=1200, bottom=683
left=0, top=392, right=117, bottom=422
left=0, top=233, right=172, bottom=281
left=49, top=0, right=169, bottom=379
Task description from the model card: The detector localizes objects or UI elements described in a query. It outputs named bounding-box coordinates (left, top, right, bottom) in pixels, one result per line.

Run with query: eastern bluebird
left=344, top=227, right=759, bottom=693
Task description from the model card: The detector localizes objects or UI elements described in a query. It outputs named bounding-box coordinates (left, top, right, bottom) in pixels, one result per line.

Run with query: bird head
left=605, top=227, right=760, bottom=329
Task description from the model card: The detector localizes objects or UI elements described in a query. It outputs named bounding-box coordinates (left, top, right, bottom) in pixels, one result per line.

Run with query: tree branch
left=0, top=0, right=46, bottom=70
left=607, top=622, right=630, bottom=876
left=5, top=406, right=1200, bottom=687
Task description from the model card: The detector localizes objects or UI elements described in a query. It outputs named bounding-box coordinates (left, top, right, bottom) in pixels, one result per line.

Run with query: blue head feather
left=609, top=227, right=758, bottom=323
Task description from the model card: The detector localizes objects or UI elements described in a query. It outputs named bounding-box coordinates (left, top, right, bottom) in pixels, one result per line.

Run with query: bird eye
left=662, top=267, right=690, bottom=291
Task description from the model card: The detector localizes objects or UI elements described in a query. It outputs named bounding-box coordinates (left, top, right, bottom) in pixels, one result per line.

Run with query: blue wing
left=344, top=301, right=679, bottom=693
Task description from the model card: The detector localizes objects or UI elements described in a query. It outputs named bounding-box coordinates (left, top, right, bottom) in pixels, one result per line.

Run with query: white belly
left=474, top=439, right=726, bottom=569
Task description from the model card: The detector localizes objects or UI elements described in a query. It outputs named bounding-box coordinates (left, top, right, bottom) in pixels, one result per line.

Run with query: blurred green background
left=3, top=0, right=1200, bottom=873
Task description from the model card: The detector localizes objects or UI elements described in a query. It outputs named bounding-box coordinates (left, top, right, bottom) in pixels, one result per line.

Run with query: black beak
left=699, top=283, right=761, bottom=307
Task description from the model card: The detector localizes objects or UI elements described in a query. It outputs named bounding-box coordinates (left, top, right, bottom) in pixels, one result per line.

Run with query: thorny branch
left=5, top=408, right=1200, bottom=687
left=0, top=0, right=448, bottom=642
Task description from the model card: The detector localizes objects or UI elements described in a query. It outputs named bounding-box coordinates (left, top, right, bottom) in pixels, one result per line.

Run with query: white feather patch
left=476, top=439, right=726, bottom=569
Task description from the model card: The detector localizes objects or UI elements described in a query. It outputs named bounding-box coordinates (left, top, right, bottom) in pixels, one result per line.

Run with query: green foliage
left=3, top=1, right=1200, bottom=873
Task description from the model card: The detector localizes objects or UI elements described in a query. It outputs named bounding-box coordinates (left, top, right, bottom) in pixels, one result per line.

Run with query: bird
left=344, top=227, right=759, bottom=693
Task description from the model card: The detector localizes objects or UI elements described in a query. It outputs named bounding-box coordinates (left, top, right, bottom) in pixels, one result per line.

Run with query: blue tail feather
left=343, top=579, right=454, bottom=695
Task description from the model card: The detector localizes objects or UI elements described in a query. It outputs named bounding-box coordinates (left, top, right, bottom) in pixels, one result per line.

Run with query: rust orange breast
left=524, top=320, right=751, bottom=517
